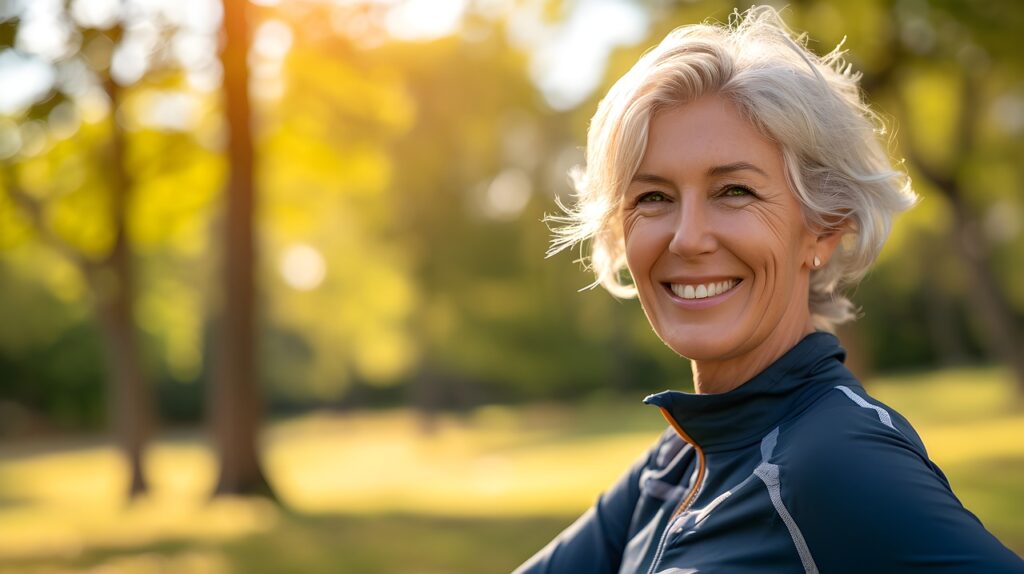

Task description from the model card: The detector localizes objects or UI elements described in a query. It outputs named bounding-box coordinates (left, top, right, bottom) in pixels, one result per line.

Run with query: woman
left=516, top=6, right=1024, bottom=574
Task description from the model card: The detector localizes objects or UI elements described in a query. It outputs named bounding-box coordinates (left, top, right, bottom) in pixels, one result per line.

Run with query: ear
left=810, top=219, right=851, bottom=268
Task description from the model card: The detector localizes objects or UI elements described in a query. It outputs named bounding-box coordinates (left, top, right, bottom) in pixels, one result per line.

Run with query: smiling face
left=622, top=95, right=828, bottom=387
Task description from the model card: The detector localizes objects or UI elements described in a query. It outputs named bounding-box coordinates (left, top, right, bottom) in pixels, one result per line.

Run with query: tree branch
left=1, top=166, right=99, bottom=278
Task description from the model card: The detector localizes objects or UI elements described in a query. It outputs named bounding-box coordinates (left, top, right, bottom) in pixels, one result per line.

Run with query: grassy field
left=0, top=366, right=1021, bottom=573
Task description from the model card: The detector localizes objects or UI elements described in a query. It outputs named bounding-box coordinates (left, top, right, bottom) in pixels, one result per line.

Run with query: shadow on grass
left=0, top=512, right=574, bottom=574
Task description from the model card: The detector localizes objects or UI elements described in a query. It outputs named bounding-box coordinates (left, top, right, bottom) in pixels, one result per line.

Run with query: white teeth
left=670, top=279, right=738, bottom=300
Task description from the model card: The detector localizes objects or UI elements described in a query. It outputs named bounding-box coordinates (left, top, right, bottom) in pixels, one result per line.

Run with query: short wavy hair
left=547, top=5, right=917, bottom=331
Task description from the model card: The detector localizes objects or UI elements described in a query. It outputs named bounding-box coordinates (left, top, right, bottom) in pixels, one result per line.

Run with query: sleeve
left=783, top=413, right=1024, bottom=574
left=512, top=435, right=661, bottom=574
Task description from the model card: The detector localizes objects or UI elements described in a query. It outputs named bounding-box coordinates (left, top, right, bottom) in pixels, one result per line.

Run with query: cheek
left=745, top=205, right=793, bottom=249
left=623, top=221, right=664, bottom=290
left=725, top=208, right=806, bottom=275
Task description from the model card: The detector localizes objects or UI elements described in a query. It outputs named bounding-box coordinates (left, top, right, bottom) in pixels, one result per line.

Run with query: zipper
left=646, top=406, right=706, bottom=574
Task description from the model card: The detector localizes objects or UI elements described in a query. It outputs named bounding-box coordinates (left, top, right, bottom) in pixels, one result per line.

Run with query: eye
left=721, top=185, right=754, bottom=198
left=636, top=191, right=670, bottom=204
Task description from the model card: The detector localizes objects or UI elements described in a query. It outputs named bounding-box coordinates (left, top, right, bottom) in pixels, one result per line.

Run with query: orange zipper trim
left=658, top=406, right=706, bottom=518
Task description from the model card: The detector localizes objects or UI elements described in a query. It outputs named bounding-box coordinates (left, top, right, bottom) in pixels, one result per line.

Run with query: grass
left=0, top=366, right=1021, bottom=572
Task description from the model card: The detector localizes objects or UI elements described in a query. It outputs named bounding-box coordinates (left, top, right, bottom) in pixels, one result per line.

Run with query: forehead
left=639, top=95, right=782, bottom=176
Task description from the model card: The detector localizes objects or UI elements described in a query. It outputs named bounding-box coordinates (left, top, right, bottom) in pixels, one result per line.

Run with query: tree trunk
left=945, top=200, right=1024, bottom=387
left=211, top=0, right=275, bottom=498
left=91, top=261, right=151, bottom=499
left=410, top=364, right=440, bottom=435
left=609, top=301, right=636, bottom=393
left=3, top=67, right=155, bottom=500
left=920, top=240, right=970, bottom=366
left=98, top=71, right=151, bottom=498
left=837, top=322, right=872, bottom=384
left=903, top=70, right=1024, bottom=394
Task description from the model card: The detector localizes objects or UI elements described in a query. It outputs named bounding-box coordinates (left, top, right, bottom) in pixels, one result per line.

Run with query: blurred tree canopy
left=0, top=0, right=1022, bottom=434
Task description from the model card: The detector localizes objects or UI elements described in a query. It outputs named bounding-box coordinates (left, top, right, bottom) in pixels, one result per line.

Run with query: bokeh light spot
left=279, top=243, right=327, bottom=291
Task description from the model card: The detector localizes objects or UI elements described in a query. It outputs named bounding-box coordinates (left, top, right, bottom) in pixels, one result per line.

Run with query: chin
left=658, top=326, right=746, bottom=362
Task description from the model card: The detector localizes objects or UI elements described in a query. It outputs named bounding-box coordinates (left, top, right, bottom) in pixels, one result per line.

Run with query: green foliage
left=1, top=0, right=1022, bottom=427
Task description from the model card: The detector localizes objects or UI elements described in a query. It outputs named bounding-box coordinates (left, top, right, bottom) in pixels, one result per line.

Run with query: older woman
left=516, top=7, right=1024, bottom=574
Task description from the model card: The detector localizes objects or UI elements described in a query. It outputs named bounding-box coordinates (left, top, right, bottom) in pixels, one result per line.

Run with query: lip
left=661, top=278, right=743, bottom=310
left=662, top=276, right=739, bottom=285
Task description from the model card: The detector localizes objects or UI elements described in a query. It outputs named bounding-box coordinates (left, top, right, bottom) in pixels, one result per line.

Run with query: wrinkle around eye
left=745, top=201, right=793, bottom=244
left=717, top=186, right=781, bottom=210
left=622, top=209, right=641, bottom=239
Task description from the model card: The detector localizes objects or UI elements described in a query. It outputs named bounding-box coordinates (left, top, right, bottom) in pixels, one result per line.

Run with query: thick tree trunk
left=211, top=0, right=274, bottom=498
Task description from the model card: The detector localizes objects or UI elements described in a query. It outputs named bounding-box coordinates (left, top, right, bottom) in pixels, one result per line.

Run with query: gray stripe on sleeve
left=834, top=385, right=895, bottom=429
left=755, top=428, right=819, bottom=574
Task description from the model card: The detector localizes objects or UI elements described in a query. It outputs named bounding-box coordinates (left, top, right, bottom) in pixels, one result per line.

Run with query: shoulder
left=779, top=382, right=931, bottom=471
left=773, top=382, right=961, bottom=531
left=774, top=382, right=950, bottom=507
left=767, top=384, right=1024, bottom=572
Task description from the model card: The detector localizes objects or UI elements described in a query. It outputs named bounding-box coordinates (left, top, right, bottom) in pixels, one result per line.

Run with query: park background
left=0, top=0, right=1022, bottom=571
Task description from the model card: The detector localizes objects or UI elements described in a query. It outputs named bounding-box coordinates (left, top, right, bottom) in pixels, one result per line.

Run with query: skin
left=621, top=94, right=845, bottom=395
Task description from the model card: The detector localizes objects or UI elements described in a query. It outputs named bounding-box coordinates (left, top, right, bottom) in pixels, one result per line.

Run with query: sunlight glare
left=385, top=0, right=466, bottom=41
left=253, top=19, right=294, bottom=61
left=516, top=0, right=648, bottom=110
left=0, top=51, right=55, bottom=116
left=280, top=243, right=327, bottom=291
left=70, top=0, right=120, bottom=29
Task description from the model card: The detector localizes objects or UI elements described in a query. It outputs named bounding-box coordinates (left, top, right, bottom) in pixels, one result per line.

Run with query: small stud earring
left=813, top=256, right=821, bottom=268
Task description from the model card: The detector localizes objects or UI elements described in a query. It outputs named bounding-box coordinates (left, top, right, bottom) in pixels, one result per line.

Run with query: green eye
left=638, top=191, right=668, bottom=203
left=723, top=186, right=752, bottom=197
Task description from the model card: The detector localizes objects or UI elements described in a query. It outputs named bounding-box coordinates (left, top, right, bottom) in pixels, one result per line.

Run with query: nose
left=668, top=199, right=717, bottom=258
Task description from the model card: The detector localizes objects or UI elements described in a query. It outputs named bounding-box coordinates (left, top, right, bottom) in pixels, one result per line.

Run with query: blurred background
left=0, top=0, right=1021, bottom=571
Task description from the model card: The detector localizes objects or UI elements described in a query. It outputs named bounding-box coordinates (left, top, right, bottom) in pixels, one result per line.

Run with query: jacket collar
left=643, top=332, right=856, bottom=453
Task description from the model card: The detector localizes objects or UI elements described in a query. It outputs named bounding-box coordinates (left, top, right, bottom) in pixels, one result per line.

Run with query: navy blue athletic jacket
left=515, top=332, right=1024, bottom=573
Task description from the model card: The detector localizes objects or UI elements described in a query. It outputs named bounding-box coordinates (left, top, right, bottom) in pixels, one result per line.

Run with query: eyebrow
left=630, top=173, right=675, bottom=186
left=706, top=161, right=768, bottom=178
left=631, top=161, right=768, bottom=185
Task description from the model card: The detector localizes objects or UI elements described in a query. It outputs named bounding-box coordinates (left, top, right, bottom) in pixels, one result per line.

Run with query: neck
left=690, top=318, right=816, bottom=395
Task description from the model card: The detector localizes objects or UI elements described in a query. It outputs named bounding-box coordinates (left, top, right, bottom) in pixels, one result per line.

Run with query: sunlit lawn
left=0, top=367, right=1021, bottom=573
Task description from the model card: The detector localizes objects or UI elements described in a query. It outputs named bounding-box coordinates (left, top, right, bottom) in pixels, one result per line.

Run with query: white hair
left=547, top=5, right=917, bottom=331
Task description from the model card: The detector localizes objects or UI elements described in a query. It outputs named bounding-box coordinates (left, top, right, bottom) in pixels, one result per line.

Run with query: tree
left=878, top=0, right=1024, bottom=393
left=898, top=66, right=1024, bottom=392
left=209, top=0, right=275, bottom=497
left=1, top=17, right=153, bottom=497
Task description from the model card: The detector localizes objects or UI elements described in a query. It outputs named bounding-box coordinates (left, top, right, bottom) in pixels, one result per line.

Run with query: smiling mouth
left=665, top=279, right=741, bottom=300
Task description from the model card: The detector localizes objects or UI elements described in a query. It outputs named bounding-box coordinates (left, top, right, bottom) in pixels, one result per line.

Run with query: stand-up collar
left=643, top=332, right=855, bottom=453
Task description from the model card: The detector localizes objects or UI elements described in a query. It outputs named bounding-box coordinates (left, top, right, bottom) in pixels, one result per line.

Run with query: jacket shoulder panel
left=772, top=385, right=1024, bottom=573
